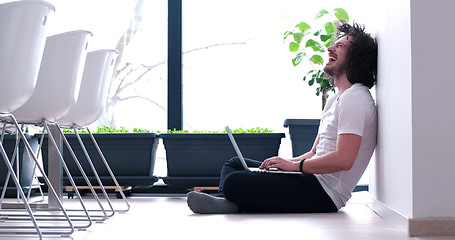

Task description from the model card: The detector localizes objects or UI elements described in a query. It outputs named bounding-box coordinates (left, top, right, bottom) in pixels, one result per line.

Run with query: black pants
left=217, top=157, right=337, bottom=213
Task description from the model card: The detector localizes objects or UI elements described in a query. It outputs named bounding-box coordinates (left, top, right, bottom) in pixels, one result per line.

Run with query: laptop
left=225, top=126, right=301, bottom=175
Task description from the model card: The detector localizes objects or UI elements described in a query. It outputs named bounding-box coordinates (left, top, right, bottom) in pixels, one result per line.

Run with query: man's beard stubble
left=323, top=61, right=347, bottom=79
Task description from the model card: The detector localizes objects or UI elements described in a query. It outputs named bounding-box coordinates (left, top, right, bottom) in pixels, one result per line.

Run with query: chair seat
left=58, top=49, right=118, bottom=127
left=0, top=1, right=55, bottom=113
left=12, top=30, right=92, bottom=123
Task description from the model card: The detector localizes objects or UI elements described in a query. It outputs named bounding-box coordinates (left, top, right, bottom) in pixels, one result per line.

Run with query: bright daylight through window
left=45, top=0, right=376, bottom=183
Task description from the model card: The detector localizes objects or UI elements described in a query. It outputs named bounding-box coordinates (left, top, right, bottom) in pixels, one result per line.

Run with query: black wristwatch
left=299, top=159, right=306, bottom=173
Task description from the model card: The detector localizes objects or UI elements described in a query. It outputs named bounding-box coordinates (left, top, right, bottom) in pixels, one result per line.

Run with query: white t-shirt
left=314, top=83, right=377, bottom=209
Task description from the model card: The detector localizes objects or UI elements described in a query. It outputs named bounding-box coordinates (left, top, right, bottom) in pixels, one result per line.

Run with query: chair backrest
left=58, top=49, right=119, bottom=127
left=12, top=30, right=92, bottom=123
left=0, top=0, right=55, bottom=113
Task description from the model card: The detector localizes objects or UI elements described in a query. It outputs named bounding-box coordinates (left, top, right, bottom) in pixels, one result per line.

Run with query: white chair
left=58, top=49, right=130, bottom=213
left=59, top=49, right=119, bottom=127
left=0, top=0, right=52, bottom=113
left=13, top=30, right=91, bottom=122
left=11, top=30, right=114, bottom=227
left=0, top=1, right=72, bottom=239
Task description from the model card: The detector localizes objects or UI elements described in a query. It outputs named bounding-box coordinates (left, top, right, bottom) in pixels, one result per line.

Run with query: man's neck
left=333, top=74, right=352, bottom=96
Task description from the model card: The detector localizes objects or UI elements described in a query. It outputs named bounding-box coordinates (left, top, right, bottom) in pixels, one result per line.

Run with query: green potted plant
left=283, top=8, right=349, bottom=157
left=159, top=127, right=285, bottom=189
left=39, top=126, right=159, bottom=187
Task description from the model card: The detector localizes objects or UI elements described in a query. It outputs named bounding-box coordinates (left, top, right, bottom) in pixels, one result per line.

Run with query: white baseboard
left=367, top=197, right=455, bottom=237
left=366, top=197, right=410, bottom=235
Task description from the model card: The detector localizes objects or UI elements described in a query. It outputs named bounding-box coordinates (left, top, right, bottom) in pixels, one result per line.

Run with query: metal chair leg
left=25, top=130, right=46, bottom=202
left=46, top=122, right=109, bottom=222
left=86, top=127, right=131, bottom=213
left=0, top=127, right=46, bottom=206
left=0, top=143, right=42, bottom=239
left=0, top=113, right=74, bottom=238
left=43, top=122, right=95, bottom=226
left=0, top=128, right=21, bottom=206
left=73, top=128, right=115, bottom=217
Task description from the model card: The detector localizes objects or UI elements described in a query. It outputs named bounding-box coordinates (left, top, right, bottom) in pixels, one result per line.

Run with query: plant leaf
left=293, top=32, right=304, bottom=43
left=289, top=42, right=300, bottom=52
left=292, top=52, right=304, bottom=66
left=321, top=79, right=331, bottom=88
left=315, top=9, right=329, bottom=19
left=283, top=31, right=293, bottom=40
left=324, top=22, right=335, bottom=35
left=320, top=34, right=331, bottom=42
left=310, top=54, right=324, bottom=65
left=305, top=39, right=317, bottom=48
left=334, top=8, right=349, bottom=22
left=325, top=40, right=333, bottom=48
left=306, top=39, right=325, bottom=52
left=295, top=22, right=311, bottom=32
left=308, top=78, right=315, bottom=86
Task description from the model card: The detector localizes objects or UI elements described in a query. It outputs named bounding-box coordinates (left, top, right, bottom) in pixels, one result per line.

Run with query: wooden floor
left=0, top=191, right=454, bottom=240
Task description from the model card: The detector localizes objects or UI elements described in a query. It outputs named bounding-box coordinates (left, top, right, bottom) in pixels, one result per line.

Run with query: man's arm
left=300, top=133, right=361, bottom=173
left=260, top=133, right=361, bottom=173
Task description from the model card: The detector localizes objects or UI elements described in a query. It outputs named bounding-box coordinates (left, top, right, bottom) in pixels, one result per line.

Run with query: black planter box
left=40, top=133, right=159, bottom=187
left=160, top=133, right=285, bottom=188
left=284, top=119, right=320, bottom=157
left=0, top=134, right=38, bottom=192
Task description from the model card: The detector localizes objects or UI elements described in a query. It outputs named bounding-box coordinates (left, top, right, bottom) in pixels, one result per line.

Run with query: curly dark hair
left=337, top=22, right=377, bottom=88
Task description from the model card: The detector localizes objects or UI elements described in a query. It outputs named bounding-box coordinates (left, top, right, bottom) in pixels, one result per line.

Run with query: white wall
left=372, top=0, right=455, bottom=220
left=410, top=0, right=455, bottom=218
left=372, top=0, right=413, bottom=218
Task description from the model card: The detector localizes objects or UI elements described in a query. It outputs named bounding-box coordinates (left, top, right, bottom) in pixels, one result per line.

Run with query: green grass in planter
left=166, top=127, right=274, bottom=134
left=61, top=126, right=152, bottom=134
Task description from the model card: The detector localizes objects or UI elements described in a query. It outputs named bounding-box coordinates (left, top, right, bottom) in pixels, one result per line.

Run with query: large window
left=182, top=1, right=323, bottom=133
left=44, top=1, right=375, bottom=183
left=47, top=0, right=327, bottom=137
left=47, top=0, right=374, bottom=135
left=48, top=0, right=168, bottom=131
